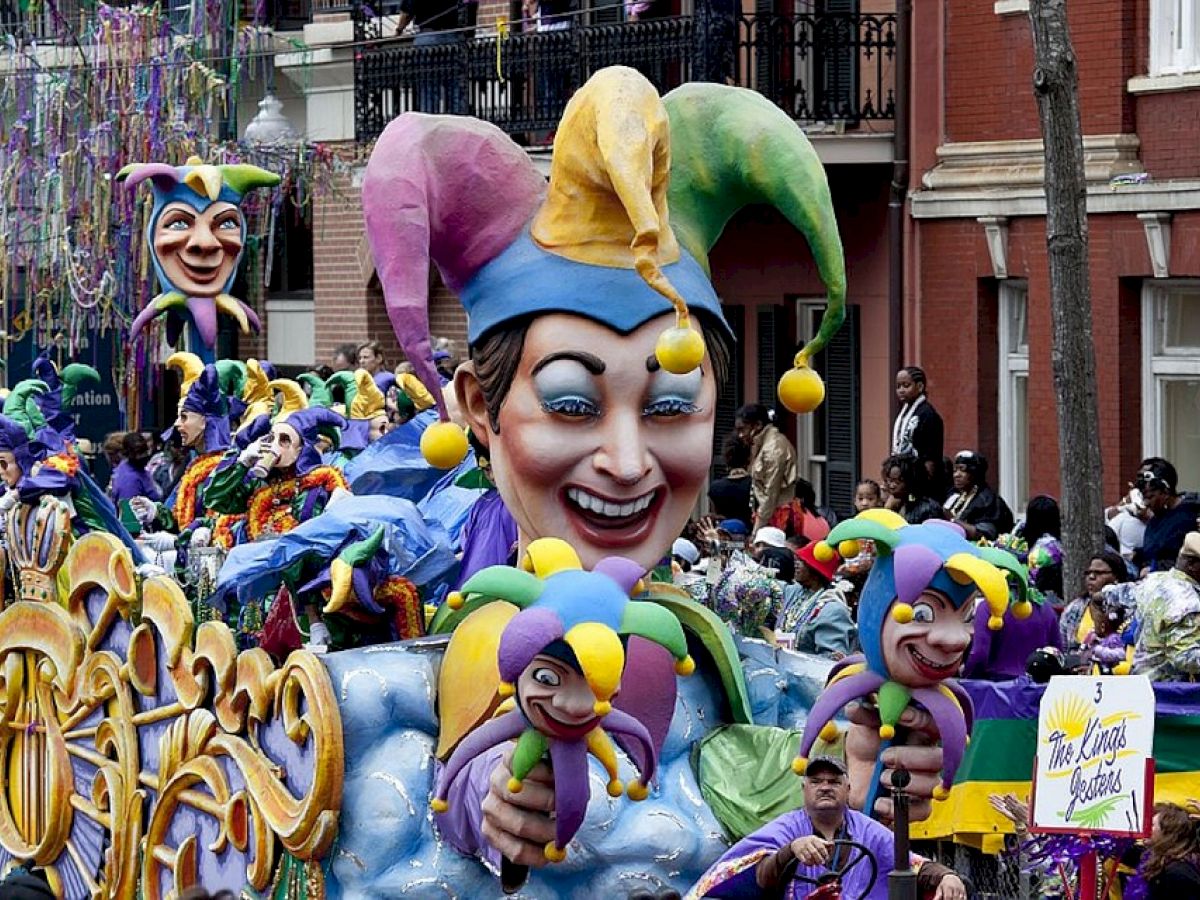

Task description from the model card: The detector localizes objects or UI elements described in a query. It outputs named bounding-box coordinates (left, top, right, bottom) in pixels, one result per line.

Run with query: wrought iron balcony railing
left=353, top=5, right=895, bottom=144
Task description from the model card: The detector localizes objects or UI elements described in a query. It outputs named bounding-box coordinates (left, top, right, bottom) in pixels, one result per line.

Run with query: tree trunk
left=1028, top=0, right=1105, bottom=599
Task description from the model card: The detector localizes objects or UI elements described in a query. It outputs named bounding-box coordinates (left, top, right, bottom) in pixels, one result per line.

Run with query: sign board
left=1031, top=675, right=1155, bottom=837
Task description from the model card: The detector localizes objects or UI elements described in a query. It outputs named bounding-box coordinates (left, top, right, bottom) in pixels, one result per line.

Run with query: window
left=1143, top=282, right=1200, bottom=489
left=1151, top=0, right=1200, bottom=76
left=998, top=282, right=1029, bottom=513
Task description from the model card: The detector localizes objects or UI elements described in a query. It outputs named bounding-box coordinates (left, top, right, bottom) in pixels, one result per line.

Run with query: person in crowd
left=942, top=450, right=1013, bottom=541
left=1134, top=459, right=1200, bottom=574
left=708, top=434, right=753, bottom=522
left=1082, top=584, right=1137, bottom=674
left=110, top=431, right=162, bottom=504
left=101, top=430, right=125, bottom=489
left=1107, top=484, right=1149, bottom=560
left=151, top=433, right=190, bottom=502
left=356, top=340, right=386, bottom=376
left=1141, top=803, right=1200, bottom=896
left=332, top=343, right=358, bottom=372
left=891, top=365, right=944, bottom=487
left=854, top=479, right=883, bottom=513
left=881, top=453, right=930, bottom=519
left=905, top=496, right=948, bottom=525
left=692, top=755, right=967, bottom=900
left=752, top=525, right=788, bottom=561
left=760, top=545, right=796, bottom=585
left=1133, top=532, right=1200, bottom=681
left=777, top=543, right=856, bottom=658
left=1059, top=550, right=1131, bottom=649
left=778, top=477, right=833, bottom=542
left=735, top=403, right=798, bottom=531
left=671, top=536, right=707, bottom=604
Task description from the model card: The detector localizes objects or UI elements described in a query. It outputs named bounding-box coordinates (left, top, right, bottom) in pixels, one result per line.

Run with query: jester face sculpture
left=117, top=158, right=280, bottom=352
left=792, top=511, right=1029, bottom=803
left=268, top=421, right=303, bottom=470
left=153, top=199, right=243, bottom=297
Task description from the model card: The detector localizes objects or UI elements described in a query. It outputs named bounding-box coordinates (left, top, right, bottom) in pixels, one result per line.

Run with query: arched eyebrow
left=531, top=351, right=606, bottom=376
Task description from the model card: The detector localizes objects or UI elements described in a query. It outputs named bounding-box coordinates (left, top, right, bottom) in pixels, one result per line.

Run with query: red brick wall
left=915, top=212, right=1200, bottom=505
left=312, top=159, right=470, bottom=370
left=1137, top=90, right=1200, bottom=179
left=941, top=0, right=1137, bottom=144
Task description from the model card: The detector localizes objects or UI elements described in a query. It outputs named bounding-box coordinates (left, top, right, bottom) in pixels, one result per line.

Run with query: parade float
left=7, top=59, right=1184, bottom=900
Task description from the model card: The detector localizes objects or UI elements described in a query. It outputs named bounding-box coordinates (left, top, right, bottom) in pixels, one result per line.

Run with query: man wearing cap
left=779, top=542, right=857, bottom=659
left=693, top=754, right=966, bottom=899
left=752, top=525, right=788, bottom=560
left=1133, top=533, right=1200, bottom=682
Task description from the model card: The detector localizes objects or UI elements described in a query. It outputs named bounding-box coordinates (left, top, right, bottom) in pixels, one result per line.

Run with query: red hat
left=797, top=542, right=839, bottom=583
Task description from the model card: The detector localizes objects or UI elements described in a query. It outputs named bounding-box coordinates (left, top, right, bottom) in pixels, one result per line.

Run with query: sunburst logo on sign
left=1045, top=693, right=1091, bottom=744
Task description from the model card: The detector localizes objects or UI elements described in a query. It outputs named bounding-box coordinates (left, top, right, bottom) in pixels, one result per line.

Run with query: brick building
left=908, top=0, right=1200, bottom=510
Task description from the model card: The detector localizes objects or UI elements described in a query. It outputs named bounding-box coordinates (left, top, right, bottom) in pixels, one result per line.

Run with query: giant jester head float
left=116, top=157, right=280, bottom=359
left=363, top=66, right=847, bottom=572
left=431, top=538, right=693, bottom=864
left=793, top=511, right=1029, bottom=807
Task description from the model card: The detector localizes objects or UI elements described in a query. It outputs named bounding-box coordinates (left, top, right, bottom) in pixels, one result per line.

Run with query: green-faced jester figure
left=117, top=156, right=280, bottom=361
left=431, top=538, right=694, bottom=864
left=793, top=510, right=1029, bottom=814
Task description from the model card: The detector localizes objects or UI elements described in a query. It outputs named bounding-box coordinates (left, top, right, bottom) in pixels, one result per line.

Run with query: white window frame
left=1142, top=280, right=1200, bottom=466
left=1151, top=0, right=1200, bottom=76
left=998, top=282, right=1030, bottom=513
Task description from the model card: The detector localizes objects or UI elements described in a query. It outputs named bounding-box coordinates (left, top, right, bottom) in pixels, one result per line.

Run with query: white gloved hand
left=142, top=531, right=177, bottom=552
left=135, top=562, right=167, bottom=579
left=0, top=490, right=19, bottom=514
left=129, top=496, right=157, bottom=526
left=237, top=440, right=262, bottom=469
left=190, top=526, right=213, bottom=548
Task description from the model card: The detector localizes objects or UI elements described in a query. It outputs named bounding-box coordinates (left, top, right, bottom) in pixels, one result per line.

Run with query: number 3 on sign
left=1094, top=681, right=1103, bottom=704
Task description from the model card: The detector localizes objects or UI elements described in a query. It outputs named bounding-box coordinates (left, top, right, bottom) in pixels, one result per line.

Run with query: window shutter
left=820, top=303, right=860, bottom=520
left=816, top=0, right=858, bottom=122
left=757, top=304, right=789, bottom=410
left=711, top=304, right=745, bottom=479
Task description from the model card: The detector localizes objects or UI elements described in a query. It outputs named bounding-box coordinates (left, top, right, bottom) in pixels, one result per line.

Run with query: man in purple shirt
left=110, top=432, right=162, bottom=505
left=690, top=756, right=966, bottom=899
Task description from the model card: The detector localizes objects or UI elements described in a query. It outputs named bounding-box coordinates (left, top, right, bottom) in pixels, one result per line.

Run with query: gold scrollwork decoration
left=0, top=527, right=344, bottom=899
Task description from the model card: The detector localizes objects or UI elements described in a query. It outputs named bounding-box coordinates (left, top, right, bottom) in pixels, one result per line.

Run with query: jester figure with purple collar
left=116, top=157, right=279, bottom=362
left=792, top=511, right=1030, bottom=813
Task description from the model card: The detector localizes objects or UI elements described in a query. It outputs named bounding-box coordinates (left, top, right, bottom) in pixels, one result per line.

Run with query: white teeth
left=567, top=487, right=655, bottom=518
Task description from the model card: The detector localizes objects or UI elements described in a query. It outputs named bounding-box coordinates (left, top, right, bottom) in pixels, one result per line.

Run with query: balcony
left=352, top=5, right=896, bottom=144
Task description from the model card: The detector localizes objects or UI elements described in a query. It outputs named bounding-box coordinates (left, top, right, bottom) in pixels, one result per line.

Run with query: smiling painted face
left=880, top=588, right=975, bottom=687
left=516, top=653, right=604, bottom=742
left=460, top=313, right=717, bottom=571
left=153, top=200, right=243, bottom=297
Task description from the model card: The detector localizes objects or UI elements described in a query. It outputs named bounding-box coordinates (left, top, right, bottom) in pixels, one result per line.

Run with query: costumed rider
left=127, top=354, right=237, bottom=572
left=331, top=65, right=871, bottom=894
left=202, top=378, right=349, bottom=651
left=322, top=369, right=396, bottom=467
left=116, top=156, right=280, bottom=360
left=0, top=380, right=144, bottom=571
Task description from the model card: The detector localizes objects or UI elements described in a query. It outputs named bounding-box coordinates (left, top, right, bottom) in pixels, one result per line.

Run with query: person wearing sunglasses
left=1132, top=458, right=1200, bottom=575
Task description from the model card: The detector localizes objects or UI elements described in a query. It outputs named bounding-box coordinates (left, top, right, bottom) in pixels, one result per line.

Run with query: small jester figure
left=432, top=538, right=694, bottom=870
left=116, top=156, right=280, bottom=360
left=792, top=510, right=1029, bottom=813
left=203, top=378, right=349, bottom=649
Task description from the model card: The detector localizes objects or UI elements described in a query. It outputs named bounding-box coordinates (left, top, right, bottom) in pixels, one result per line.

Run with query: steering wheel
left=786, top=839, right=878, bottom=900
